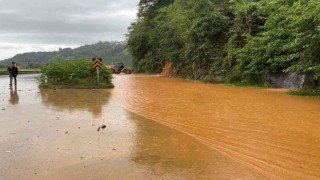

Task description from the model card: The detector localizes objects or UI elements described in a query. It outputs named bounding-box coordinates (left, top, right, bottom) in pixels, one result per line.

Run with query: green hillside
left=0, top=41, right=132, bottom=68
left=127, top=0, right=320, bottom=85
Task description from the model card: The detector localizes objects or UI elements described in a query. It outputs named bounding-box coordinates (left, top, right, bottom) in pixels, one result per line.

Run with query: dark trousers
left=9, top=74, right=17, bottom=85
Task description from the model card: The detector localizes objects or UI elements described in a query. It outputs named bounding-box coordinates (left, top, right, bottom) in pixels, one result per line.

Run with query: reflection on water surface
left=9, top=86, right=19, bottom=105
left=40, top=89, right=111, bottom=119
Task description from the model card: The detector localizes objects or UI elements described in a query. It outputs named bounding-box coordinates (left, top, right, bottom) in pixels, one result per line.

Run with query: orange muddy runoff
left=111, top=75, right=320, bottom=180
left=1, top=74, right=320, bottom=179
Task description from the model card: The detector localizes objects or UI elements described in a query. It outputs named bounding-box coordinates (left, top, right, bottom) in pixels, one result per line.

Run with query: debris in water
left=65, top=131, right=69, bottom=134
left=1, top=109, right=5, bottom=111
left=97, top=125, right=106, bottom=132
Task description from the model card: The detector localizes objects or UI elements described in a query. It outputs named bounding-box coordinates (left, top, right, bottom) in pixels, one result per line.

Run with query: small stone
left=101, top=125, right=107, bottom=129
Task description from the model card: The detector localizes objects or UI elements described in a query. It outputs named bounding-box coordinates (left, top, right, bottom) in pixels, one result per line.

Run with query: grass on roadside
left=224, top=82, right=270, bottom=89
left=287, top=89, right=320, bottom=97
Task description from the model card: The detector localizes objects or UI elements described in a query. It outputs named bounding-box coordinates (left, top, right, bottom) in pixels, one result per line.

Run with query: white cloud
left=0, top=0, right=139, bottom=60
left=0, top=42, right=80, bottom=60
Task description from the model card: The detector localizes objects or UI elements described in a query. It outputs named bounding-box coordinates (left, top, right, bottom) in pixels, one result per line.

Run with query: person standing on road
left=7, top=62, right=19, bottom=86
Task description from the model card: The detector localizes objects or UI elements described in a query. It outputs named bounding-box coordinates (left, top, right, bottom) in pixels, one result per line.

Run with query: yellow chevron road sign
left=92, top=58, right=103, bottom=69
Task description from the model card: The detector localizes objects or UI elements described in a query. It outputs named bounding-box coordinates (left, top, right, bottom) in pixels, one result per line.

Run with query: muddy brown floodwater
left=111, top=74, right=320, bottom=180
left=0, top=74, right=320, bottom=180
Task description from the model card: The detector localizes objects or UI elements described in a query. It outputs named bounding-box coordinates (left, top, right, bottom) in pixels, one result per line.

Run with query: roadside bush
left=40, top=58, right=113, bottom=88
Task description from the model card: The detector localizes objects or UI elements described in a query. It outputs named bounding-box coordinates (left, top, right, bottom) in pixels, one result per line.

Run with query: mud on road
left=1, top=74, right=320, bottom=179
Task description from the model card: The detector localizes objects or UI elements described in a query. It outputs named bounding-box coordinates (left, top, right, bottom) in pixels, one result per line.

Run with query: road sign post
left=92, top=58, right=103, bottom=84
left=96, top=68, right=100, bottom=83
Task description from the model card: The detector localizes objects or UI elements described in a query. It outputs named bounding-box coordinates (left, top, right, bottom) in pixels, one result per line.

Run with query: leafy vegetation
left=39, top=58, right=113, bottom=89
left=288, top=89, right=320, bottom=97
left=127, top=0, right=320, bottom=87
left=0, top=41, right=132, bottom=68
left=234, top=0, right=320, bottom=84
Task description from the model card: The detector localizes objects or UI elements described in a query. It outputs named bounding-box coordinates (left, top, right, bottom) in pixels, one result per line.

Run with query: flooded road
left=0, top=74, right=320, bottom=179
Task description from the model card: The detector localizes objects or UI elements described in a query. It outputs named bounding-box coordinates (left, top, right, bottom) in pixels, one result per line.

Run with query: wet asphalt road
left=2, top=74, right=319, bottom=180
left=0, top=74, right=262, bottom=180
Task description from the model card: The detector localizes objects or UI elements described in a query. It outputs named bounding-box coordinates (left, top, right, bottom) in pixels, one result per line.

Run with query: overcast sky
left=0, top=0, right=139, bottom=60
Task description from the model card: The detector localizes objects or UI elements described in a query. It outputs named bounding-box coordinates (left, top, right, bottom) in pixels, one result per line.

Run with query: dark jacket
left=7, top=66, right=19, bottom=75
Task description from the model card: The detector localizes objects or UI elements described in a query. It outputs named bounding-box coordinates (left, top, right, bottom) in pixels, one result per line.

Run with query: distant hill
left=0, top=41, right=132, bottom=67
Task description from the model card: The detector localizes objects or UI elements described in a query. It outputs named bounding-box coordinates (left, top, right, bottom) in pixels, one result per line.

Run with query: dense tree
left=138, top=0, right=174, bottom=18
left=127, top=0, right=320, bottom=85
left=232, top=0, right=320, bottom=83
left=127, top=0, right=174, bottom=73
left=223, top=0, right=267, bottom=82
left=128, top=0, right=230, bottom=78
